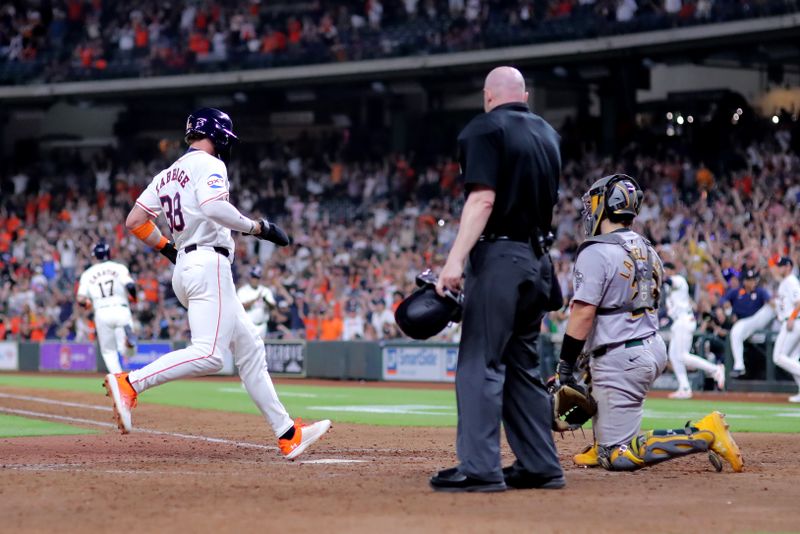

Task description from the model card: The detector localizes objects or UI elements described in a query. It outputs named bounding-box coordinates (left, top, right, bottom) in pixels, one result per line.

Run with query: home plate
left=300, top=459, right=367, bottom=465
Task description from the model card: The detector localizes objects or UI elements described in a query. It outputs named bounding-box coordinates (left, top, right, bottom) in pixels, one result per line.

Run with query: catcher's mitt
left=551, top=382, right=597, bottom=432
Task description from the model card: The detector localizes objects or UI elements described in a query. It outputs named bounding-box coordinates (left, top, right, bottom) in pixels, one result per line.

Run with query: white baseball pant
left=729, top=305, right=775, bottom=371
left=127, top=248, right=293, bottom=437
left=95, top=305, right=134, bottom=375
left=667, top=315, right=718, bottom=391
left=772, top=322, right=800, bottom=388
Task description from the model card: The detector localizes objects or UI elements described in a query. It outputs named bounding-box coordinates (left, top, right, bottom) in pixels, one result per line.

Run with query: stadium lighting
left=687, top=116, right=694, bottom=124
left=736, top=108, right=743, bottom=115
left=437, top=219, right=445, bottom=227
left=676, top=116, right=685, bottom=125
left=772, top=115, right=780, bottom=124
left=666, top=126, right=675, bottom=136
left=666, top=112, right=673, bottom=120
left=733, top=113, right=739, bottom=121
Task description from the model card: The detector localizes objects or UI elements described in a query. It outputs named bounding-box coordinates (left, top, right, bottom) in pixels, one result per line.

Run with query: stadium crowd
left=0, top=115, right=798, bottom=350
left=0, top=0, right=794, bottom=83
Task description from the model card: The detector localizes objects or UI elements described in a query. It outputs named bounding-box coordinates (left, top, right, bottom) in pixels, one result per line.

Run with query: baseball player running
left=771, top=257, right=800, bottom=402
left=724, top=269, right=774, bottom=377
left=556, top=174, right=742, bottom=472
left=77, top=242, right=137, bottom=374
left=104, top=108, right=330, bottom=459
left=237, top=265, right=276, bottom=338
left=663, top=262, right=725, bottom=399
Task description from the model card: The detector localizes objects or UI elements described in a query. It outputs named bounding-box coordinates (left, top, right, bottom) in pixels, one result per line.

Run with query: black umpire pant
left=455, top=240, right=563, bottom=482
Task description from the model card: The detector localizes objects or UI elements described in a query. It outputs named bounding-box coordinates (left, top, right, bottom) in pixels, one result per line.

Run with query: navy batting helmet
left=185, top=108, right=239, bottom=162
left=93, top=242, right=110, bottom=261
left=395, top=270, right=462, bottom=340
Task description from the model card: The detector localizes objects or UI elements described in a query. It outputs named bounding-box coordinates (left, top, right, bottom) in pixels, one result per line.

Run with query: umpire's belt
left=478, top=234, right=530, bottom=243
left=593, top=336, right=651, bottom=357
left=183, top=244, right=230, bottom=258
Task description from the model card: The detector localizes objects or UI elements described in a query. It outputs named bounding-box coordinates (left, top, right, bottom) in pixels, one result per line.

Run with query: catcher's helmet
left=185, top=108, right=239, bottom=162
left=582, top=173, right=643, bottom=237
left=93, top=242, right=110, bottom=261
left=395, top=270, right=463, bottom=340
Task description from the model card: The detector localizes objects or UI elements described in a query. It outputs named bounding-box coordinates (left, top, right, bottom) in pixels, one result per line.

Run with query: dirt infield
left=1, top=384, right=798, bottom=534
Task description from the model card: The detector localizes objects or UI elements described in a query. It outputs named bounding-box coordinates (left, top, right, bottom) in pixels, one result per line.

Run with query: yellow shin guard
left=598, top=429, right=715, bottom=471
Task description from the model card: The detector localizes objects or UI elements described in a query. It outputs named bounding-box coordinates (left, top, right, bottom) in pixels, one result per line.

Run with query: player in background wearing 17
left=76, top=242, right=138, bottom=374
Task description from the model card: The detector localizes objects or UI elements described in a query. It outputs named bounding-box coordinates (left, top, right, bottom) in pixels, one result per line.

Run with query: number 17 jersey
left=135, top=149, right=235, bottom=253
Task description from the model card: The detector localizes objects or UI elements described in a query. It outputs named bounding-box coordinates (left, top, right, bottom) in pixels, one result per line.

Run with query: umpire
left=431, top=66, right=564, bottom=492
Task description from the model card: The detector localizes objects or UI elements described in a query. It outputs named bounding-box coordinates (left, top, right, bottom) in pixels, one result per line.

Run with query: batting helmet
left=582, top=174, right=643, bottom=237
left=395, top=270, right=463, bottom=340
left=185, top=108, right=239, bottom=162
left=93, top=242, right=110, bottom=261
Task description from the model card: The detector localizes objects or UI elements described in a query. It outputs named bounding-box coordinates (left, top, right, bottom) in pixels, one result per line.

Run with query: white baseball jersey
left=236, top=283, right=276, bottom=326
left=77, top=261, right=134, bottom=309
left=666, top=274, right=694, bottom=321
left=776, top=273, right=800, bottom=322
left=135, top=149, right=235, bottom=252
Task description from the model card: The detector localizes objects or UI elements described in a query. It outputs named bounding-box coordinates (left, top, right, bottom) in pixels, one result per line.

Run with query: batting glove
left=159, top=242, right=178, bottom=264
left=254, top=219, right=291, bottom=247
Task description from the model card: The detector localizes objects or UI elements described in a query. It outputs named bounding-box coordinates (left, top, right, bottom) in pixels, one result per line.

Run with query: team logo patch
left=207, top=173, right=224, bottom=189
left=574, top=270, right=584, bottom=291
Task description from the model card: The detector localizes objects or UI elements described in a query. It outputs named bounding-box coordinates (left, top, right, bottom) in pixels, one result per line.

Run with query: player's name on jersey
left=86, top=268, right=123, bottom=285
left=156, top=167, right=190, bottom=192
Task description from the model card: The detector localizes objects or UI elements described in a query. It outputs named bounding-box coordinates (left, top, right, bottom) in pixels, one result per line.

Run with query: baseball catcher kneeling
left=553, top=174, right=743, bottom=473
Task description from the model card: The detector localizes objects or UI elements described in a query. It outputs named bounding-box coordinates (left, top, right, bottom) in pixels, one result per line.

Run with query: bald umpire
left=431, top=66, right=564, bottom=492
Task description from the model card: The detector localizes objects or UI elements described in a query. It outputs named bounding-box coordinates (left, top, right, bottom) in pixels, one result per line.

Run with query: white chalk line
left=0, top=405, right=277, bottom=450
left=0, top=393, right=393, bottom=457
left=1, top=463, right=213, bottom=476
left=0, top=392, right=112, bottom=411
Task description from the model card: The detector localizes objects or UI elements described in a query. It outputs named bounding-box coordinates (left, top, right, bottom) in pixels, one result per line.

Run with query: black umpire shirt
left=457, top=102, right=561, bottom=238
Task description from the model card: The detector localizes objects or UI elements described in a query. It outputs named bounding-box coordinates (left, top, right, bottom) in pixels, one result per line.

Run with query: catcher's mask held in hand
left=395, top=270, right=463, bottom=340
left=582, top=174, right=643, bottom=237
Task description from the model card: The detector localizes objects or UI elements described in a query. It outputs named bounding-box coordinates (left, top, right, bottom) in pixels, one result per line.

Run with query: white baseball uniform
left=772, top=273, right=800, bottom=392
left=237, top=283, right=276, bottom=338
left=127, top=149, right=294, bottom=438
left=666, top=274, right=721, bottom=393
left=77, top=261, right=135, bottom=374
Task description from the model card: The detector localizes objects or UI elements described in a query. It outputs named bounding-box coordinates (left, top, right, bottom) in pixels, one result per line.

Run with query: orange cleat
left=103, top=372, right=137, bottom=434
left=278, top=418, right=332, bottom=460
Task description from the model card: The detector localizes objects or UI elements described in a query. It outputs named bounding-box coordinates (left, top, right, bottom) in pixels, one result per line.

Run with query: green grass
left=0, top=413, right=97, bottom=438
left=1, top=373, right=800, bottom=432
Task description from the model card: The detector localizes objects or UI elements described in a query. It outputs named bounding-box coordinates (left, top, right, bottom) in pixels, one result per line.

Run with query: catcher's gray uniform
left=573, top=229, right=667, bottom=447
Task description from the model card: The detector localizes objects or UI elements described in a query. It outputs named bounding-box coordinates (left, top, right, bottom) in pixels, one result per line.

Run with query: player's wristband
left=131, top=220, right=157, bottom=241
left=791, top=308, right=800, bottom=321
left=154, top=236, right=169, bottom=250
left=559, top=333, right=586, bottom=365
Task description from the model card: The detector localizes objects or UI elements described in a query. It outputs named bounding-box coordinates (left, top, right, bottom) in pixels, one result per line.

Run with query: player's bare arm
left=436, top=185, right=495, bottom=297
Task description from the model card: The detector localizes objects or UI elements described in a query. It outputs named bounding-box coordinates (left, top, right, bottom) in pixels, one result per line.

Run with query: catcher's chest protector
left=577, top=233, right=660, bottom=315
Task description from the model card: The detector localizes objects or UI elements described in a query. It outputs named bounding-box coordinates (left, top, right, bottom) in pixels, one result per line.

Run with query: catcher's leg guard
left=573, top=442, right=600, bottom=467
left=598, top=427, right=714, bottom=471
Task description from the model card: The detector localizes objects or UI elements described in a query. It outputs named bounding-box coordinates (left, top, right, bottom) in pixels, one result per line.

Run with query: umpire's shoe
left=502, top=464, right=565, bottom=490
left=430, top=467, right=506, bottom=493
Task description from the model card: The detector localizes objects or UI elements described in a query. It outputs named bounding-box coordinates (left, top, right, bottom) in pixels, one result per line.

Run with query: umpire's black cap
left=777, top=257, right=793, bottom=267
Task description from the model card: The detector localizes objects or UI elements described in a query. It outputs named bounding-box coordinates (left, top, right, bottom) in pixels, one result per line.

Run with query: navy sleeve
left=759, top=287, right=771, bottom=302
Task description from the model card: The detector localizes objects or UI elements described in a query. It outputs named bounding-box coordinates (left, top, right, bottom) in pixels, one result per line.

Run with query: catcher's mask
left=395, top=270, right=463, bottom=340
left=581, top=174, right=643, bottom=237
